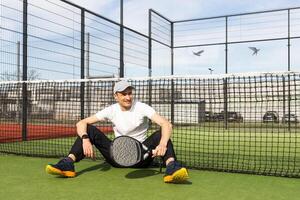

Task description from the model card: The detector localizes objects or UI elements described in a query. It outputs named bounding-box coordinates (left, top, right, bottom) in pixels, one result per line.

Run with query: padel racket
left=110, top=136, right=153, bottom=167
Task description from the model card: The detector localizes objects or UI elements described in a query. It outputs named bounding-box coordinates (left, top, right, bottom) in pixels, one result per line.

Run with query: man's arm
left=75, top=115, right=102, bottom=159
left=76, top=115, right=100, bottom=138
left=151, top=113, right=172, bottom=157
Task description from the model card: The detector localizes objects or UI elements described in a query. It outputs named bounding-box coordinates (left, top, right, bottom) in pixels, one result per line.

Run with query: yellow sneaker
left=164, top=161, right=189, bottom=183
left=45, top=158, right=76, bottom=178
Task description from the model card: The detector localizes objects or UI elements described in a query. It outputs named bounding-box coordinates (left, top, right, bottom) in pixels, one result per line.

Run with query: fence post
left=287, top=10, right=291, bottom=131
left=80, top=9, right=85, bottom=119
left=148, top=10, right=152, bottom=107
left=171, top=21, right=175, bottom=125
left=225, top=16, right=228, bottom=74
left=16, top=41, right=21, bottom=123
left=223, top=78, right=228, bottom=129
left=224, top=16, right=229, bottom=129
left=119, top=0, right=124, bottom=77
left=22, top=0, right=28, bottom=141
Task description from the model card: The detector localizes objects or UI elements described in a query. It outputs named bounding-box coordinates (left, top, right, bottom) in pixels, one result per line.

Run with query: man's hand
left=82, top=139, right=95, bottom=159
left=150, top=113, right=172, bottom=158
left=152, top=144, right=167, bottom=157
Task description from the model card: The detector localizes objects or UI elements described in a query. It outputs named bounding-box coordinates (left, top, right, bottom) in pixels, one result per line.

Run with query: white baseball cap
left=113, top=80, right=134, bottom=94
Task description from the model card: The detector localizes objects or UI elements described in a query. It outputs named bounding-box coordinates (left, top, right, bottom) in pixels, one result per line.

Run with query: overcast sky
left=71, top=0, right=300, bottom=34
left=67, top=0, right=300, bottom=76
left=1, top=0, right=300, bottom=80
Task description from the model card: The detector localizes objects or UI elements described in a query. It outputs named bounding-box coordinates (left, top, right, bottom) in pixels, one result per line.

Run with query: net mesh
left=0, top=71, right=300, bottom=177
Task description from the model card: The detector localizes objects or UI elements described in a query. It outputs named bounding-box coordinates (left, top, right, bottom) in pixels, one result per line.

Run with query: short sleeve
left=95, top=106, right=113, bottom=121
left=139, top=102, right=156, bottom=119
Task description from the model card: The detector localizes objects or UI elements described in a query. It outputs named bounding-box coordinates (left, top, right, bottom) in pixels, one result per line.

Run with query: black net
left=0, top=71, right=300, bottom=177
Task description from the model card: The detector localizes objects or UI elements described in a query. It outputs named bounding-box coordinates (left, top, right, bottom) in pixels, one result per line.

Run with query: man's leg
left=142, top=130, right=176, bottom=165
left=46, top=125, right=116, bottom=177
left=68, top=124, right=113, bottom=163
left=143, top=130, right=189, bottom=183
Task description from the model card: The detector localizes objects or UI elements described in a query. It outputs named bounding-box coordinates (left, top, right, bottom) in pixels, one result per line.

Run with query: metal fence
left=1, top=72, right=300, bottom=177
left=1, top=0, right=300, bottom=177
left=0, top=0, right=151, bottom=81
left=170, top=7, right=300, bottom=75
left=1, top=1, right=300, bottom=81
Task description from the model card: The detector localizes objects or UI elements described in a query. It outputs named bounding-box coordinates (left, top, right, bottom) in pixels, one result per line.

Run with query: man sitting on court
left=46, top=80, right=189, bottom=183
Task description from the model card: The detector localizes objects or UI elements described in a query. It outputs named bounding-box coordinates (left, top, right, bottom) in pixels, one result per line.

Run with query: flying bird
left=248, top=47, right=260, bottom=55
left=193, top=50, right=204, bottom=56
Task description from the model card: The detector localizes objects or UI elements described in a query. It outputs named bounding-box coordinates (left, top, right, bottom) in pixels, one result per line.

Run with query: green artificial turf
left=0, top=154, right=300, bottom=200
left=1, top=125, right=300, bottom=177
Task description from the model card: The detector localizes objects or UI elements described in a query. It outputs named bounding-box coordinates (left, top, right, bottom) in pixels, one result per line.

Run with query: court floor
left=0, top=154, right=299, bottom=200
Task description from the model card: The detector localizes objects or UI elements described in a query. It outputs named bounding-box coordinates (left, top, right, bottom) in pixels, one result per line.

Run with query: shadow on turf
left=76, top=162, right=111, bottom=176
left=55, top=163, right=192, bottom=184
left=125, top=169, right=192, bottom=184
left=125, top=169, right=160, bottom=179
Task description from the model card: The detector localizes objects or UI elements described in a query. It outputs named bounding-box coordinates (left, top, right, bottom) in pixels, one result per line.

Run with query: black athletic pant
left=69, top=124, right=176, bottom=167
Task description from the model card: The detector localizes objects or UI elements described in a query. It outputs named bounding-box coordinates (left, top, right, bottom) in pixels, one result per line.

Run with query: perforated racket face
left=110, top=136, right=142, bottom=167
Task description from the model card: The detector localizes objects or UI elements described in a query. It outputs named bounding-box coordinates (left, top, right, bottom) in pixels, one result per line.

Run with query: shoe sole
left=163, top=167, right=189, bottom=183
left=45, top=165, right=76, bottom=178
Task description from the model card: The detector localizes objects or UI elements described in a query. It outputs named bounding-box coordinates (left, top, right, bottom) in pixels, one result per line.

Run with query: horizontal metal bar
left=149, top=9, right=172, bottom=23
left=1, top=71, right=297, bottom=84
left=123, top=26, right=148, bottom=39
left=61, top=0, right=148, bottom=39
left=174, top=36, right=300, bottom=48
left=151, top=38, right=171, bottom=48
left=174, top=7, right=300, bottom=23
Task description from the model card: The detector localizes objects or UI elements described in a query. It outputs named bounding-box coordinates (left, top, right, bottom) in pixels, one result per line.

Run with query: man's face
left=114, top=87, right=133, bottom=110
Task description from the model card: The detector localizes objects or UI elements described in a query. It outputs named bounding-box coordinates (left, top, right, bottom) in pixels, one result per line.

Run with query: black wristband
left=81, top=134, right=89, bottom=139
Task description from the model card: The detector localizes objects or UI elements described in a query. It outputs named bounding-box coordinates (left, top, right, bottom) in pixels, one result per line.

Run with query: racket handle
left=143, top=150, right=154, bottom=160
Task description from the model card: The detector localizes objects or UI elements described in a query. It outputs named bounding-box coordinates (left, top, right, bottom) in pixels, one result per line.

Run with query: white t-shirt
left=95, top=101, right=156, bottom=142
